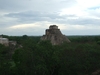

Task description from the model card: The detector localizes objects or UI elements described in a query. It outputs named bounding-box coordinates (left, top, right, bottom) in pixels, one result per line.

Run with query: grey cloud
left=0, top=0, right=76, bottom=12
left=5, top=11, right=64, bottom=23
left=66, top=18, right=100, bottom=25
left=87, top=7, right=100, bottom=18
left=0, top=15, right=17, bottom=27
left=1, top=0, right=100, bottom=35
left=90, top=11, right=100, bottom=18
left=62, top=29, right=100, bottom=35
left=4, top=11, right=100, bottom=26
left=54, top=16, right=100, bottom=26
left=0, top=0, right=24, bottom=12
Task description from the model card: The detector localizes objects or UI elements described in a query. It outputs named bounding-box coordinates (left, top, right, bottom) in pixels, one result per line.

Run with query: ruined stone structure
left=41, top=25, right=70, bottom=45
left=0, top=36, right=17, bottom=46
left=0, top=36, right=9, bottom=46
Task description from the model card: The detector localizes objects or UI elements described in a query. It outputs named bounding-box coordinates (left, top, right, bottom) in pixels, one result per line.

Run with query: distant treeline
left=0, top=35, right=100, bottom=75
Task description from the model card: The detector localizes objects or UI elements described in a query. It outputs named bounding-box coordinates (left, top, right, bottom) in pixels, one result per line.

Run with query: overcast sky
left=0, top=0, right=100, bottom=36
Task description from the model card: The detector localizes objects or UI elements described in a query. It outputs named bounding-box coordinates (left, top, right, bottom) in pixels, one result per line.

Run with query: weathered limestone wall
left=49, top=25, right=58, bottom=29
left=41, top=25, right=70, bottom=45
left=0, top=38, right=9, bottom=46
left=0, top=36, right=17, bottom=46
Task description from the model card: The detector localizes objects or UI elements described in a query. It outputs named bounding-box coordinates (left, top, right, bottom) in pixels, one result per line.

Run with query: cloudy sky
left=0, top=0, right=100, bottom=36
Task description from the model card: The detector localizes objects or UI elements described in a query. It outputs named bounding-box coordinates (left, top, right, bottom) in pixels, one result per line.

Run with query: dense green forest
left=0, top=35, right=100, bottom=75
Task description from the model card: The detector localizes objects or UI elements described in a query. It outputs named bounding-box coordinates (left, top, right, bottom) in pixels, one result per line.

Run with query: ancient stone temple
left=41, top=25, right=70, bottom=45
left=0, top=36, right=17, bottom=46
left=0, top=36, right=9, bottom=46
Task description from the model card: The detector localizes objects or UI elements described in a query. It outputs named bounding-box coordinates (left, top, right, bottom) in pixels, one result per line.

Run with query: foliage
left=0, top=35, right=100, bottom=75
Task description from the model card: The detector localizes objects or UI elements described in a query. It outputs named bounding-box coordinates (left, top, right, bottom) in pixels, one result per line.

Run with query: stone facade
left=49, top=25, right=58, bottom=29
left=41, top=25, right=70, bottom=45
left=0, top=36, right=17, bottom=46
left=0, top=37, right=9, bottom=46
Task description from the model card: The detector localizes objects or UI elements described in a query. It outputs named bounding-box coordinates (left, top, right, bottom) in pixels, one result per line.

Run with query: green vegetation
left=0, top=35, right=100, bottom=75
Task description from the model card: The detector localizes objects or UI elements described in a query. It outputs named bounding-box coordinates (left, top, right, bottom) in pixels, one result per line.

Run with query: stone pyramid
left=41, top=25, right=70, bottom=45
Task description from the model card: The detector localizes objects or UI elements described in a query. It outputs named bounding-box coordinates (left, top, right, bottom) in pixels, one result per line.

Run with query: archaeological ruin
left=0, top=36, right=17, bottom=46
left=41, top=25, right=70, bottom=45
